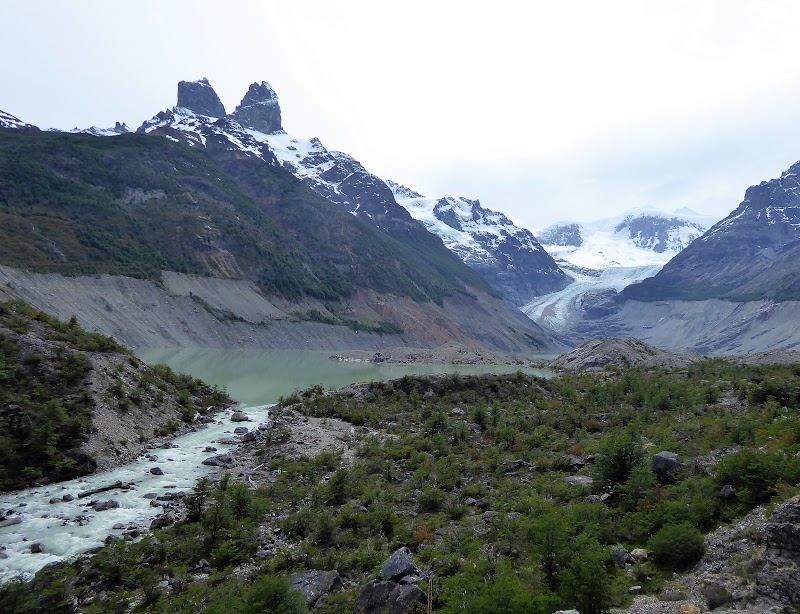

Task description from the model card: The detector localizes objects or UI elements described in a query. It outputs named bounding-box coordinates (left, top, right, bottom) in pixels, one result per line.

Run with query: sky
left=4, top=0, right=800, bottom=230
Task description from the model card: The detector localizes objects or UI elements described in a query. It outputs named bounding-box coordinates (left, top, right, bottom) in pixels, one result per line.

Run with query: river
left=0, top=349, right=550, bottom=582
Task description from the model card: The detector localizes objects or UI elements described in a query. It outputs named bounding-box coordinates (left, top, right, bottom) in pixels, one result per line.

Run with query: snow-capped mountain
left=537, top=207, right=712, bottom=269
left=69, top=122, right=131, bottom=137
left=0, top=110, right=37, bottom=130
left=523, top=208, right=715, bottom=330
left=139, top=78, right=567, bottom=303
left=388, top=181, right=569, bottom=306
left=624, top=162, right=800, bottom=302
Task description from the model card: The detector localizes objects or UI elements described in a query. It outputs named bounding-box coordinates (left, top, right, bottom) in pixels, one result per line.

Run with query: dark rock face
left=231, top=81, right=282, bottom=134
left=150, top=513, right=174, bottom=530
left=354, top=580, right=426, bottom=614
left=177, top=78, right=226, bottom=118
left=624, top=161, right=800, bottom=302
left=380, top=547, right=417, bottom=580
left=289, top=570, right=341, bottom=606
left=650, top=451, right=682, bottom=482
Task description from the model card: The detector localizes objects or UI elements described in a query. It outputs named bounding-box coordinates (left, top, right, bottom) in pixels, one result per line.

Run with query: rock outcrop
left=355, top=548, right=427, bottom=613
left=177, top=78, right=226, bottom=117
left=552, top=337, right=700, bottom=371
left=289, top=570, right=341, bottom=607
left=231, top=81, right=282, bottom=134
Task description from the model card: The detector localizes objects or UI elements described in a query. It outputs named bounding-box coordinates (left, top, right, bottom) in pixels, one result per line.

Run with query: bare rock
left=380, top=547, right=418, bottom=581
left=289, top=570, right=341, bottom=607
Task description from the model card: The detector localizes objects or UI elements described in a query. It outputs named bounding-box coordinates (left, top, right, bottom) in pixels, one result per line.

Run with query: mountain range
left=0, top=79, right=558, bottom=352
left=536, top=166, right=800, bottom=353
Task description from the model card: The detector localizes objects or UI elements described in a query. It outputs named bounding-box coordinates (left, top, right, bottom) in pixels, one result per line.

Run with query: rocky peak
left=176, top=78, right=226, bottom=118
left=231, top=81, right=283, bottom=134
left=385, top=180, right=423, bottom=200
left=538, top=223, right=584, bottom=247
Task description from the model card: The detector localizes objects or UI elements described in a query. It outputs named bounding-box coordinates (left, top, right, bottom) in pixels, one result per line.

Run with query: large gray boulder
left=380, top=547, right=418, bottom=580
left=354, top=580, right=426, bottom=614
left=177, top=78, right=226, bottom=118
left=651, top=451, right=682, bottom=481
left=289, top=570, right=341, bottom=607
left=201, top=454, right=235, bottom=469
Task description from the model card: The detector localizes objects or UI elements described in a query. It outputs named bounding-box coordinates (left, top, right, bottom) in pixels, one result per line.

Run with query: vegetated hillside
left=6, top=360, right=800, bottom=612
left=0, top=128, right=480, bottom=303
left=0, top=299, right=229, bottom=491
left=623, top=161, right=800, bottom=302
left=0, top=116, right=556, bottom=352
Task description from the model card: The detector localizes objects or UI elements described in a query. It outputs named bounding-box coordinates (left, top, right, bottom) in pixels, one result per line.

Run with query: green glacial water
left=136, top=348, right=552, bottom=406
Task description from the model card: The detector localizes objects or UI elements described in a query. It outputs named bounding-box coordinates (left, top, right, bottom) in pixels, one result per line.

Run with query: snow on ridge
left=139, top=108, right=271, bottom=160
left=538, top=208, right=716, bottom=270
left=389, top=183, right=544, bottom=263
left=0, top=110, right=36, bottom=130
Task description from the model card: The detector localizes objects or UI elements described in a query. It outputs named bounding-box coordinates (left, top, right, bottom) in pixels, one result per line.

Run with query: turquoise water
left=136, top=348, right=551, bottom=406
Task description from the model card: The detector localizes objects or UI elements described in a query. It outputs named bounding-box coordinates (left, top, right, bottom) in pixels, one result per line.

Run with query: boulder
left=92, top=500, right=120, bottom=512
left=30, top=543, right=44, bottom=553
left=630, top=548, right=649, bottom=562
left=380, top=547, right=417, bottom=580
left=201, top=454, right=235, bottom=469
left=355, top=580, right=426, bottom=614
left=230, top=411, right=250, bottom=422
left=612, top=546, right=633, bottom=566
left=289, top=570, right=341, bottom=606
left=233, top=427, right=249, bottom=434
left=651, top=451, right=683, bottom=481
left=150, top=513, right=174, bottom=530
left=150, top=467, right=164, bottom=476
left=0, top=516, right=22, bottom=528
left=720, top=484, right=737, bottom=499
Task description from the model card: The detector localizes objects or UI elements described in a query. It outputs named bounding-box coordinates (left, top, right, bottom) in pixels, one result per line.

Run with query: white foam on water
left=0, top=404, right=271, bottom=582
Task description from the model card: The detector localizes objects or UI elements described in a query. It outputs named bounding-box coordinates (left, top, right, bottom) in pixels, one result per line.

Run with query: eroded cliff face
left=0, top=266, right=558, bottom=353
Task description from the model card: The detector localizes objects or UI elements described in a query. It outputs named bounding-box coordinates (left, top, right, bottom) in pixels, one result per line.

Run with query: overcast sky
left=4, top=0, right=800, bottom=229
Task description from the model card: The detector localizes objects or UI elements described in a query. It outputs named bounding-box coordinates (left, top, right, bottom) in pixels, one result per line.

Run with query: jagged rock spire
left=231, top=81, right=282, bottom=134
left=177, top=78, right=226, bottom=117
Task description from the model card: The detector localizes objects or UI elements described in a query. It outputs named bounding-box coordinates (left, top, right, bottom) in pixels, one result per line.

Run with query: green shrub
left=647, top=522, right=705, bottom=570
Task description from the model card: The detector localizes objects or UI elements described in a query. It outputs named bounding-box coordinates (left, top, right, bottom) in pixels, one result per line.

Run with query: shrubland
left=2, top=359, right=800, bottom=612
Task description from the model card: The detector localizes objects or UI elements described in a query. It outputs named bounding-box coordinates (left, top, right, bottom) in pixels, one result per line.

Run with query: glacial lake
left=135, top=348, right=554, bottom=406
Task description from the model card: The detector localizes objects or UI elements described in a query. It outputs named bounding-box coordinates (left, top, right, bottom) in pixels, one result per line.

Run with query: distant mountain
left=623, top=162, right=800, bottom=301
left=525, top=165, right=800, bottom=354
left=387, top=181, right=570, bottom=306
left=624, top=164, right=800, bottom=302
left=524, top=208, right=714, bottom=331
left=0, top=110, right=37, bottom=130
left=538, top=207, right=711, bottom=269
left=69, top=122, right=131, bottom=137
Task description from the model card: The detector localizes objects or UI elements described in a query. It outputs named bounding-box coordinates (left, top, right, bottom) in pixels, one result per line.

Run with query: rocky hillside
left=387, top=180, right=570, bottom=306
left=0, top=299, right=229, bottom=491
left=551, top=337, right=700, bottom=371
left=0, top=84, right=558, bottom=353
left=624, top=162, right=800, bottom=302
